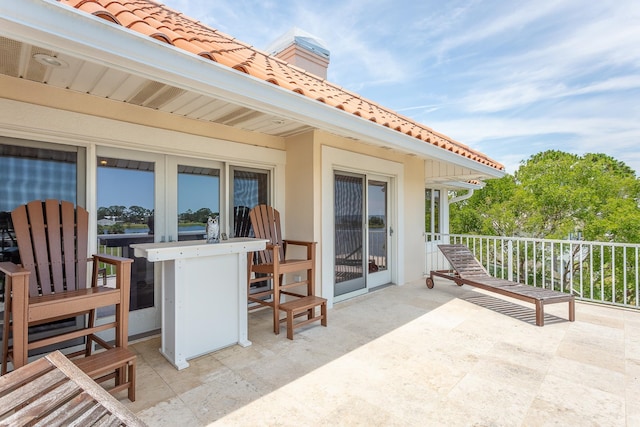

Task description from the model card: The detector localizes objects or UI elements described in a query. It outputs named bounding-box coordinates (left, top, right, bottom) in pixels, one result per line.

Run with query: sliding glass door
left=334, top=173, right=366, bottom=296
left=367, top=178, right=391, bottom=287
left=334, top=172, right=392, bottom=299
left=4, top=142, right=272, bottom=341
left=97, top=152, right=160, bottom=336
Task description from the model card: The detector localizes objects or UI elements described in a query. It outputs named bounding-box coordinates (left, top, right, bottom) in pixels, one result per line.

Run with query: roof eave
left=441, top=181, right=485, bottom=190
left=1, top=0, right=503, bottom=178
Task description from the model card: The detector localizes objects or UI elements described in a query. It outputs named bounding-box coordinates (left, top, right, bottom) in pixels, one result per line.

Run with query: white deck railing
left=425, top=233, right=640, bottom=310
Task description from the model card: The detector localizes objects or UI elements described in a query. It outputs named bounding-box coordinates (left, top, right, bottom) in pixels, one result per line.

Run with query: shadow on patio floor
left=125, top=278, right=640, bottom=426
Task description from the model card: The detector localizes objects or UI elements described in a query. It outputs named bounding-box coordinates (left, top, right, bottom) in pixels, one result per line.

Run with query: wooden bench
left=428, top=244, right=575, bottom=326
left=73, top=347, right=137, bottom=402
left=278, top=296, right=327, bottom=340
left=0, top=350, right=146, bottom=426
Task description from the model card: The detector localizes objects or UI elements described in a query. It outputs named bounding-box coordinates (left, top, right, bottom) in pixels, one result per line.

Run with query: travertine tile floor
left=122, top=279, right=640, bottom=426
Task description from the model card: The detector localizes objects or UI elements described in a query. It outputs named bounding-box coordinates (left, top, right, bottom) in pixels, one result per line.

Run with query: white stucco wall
left=1, top=89, right=430, bottom=311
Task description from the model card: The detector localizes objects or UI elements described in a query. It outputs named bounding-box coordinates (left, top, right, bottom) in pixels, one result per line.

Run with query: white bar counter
left=131, top=238, right=266, bottom=370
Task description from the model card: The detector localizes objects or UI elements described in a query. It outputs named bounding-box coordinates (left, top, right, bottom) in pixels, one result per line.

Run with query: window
left=97, top=156, right=155, bottom=311
left=1, top=140, right=83, bottom=266
left=178, top=165, right=220, bottom=241
left=230, top=167, right=269, bottom=237
left=1, top=139, right=85, bottom=352
left=425, top=188, right=441, bottom=234
left=232, top=168, right=269, bottom=208
left=0, top=141, right=80, bottom=212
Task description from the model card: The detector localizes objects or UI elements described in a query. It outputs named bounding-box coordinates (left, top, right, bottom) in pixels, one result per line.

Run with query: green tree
left=108, top=223, right=124, bottom=234
left=194, top=208, right=214, bottom=224
left=369, top=216, right=385, bottom=228
left=450, top=150, right=640, bottom=242
left=179, top=209, right=194, bottom=223
left=450, top=150, right=640, bottom=302
left=126, top=205, right=149, bottom=224
left=449, top=175, right=521, bottom=236
left=97, top=206, right=109, bottom=220
left=106, top=205, right=126, bottom=220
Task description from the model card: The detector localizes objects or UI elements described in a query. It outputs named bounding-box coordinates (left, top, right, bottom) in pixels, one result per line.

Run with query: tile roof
left=57, top=0, right=503, bottom=171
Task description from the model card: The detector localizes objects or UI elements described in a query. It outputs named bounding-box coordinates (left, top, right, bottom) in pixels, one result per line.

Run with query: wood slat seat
left=427, top=244, right=575, bottom=326
left=278, top=295, right=327, bottom=340
left=0, top=350, right=145, bottom=426
left=72, top=347, right=137, bottom=402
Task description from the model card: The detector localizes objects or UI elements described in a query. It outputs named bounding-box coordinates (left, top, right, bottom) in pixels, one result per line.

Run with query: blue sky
left=162, top=0, right=640, bottom=175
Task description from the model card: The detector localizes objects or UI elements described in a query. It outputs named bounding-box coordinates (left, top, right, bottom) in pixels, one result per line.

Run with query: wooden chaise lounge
left=426, top=244, right=575, bottom=326
left=0, top=350, right=145, bottom=426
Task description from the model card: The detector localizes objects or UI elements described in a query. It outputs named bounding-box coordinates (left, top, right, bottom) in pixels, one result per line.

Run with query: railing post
left=507, top=240, right=513, bottom=281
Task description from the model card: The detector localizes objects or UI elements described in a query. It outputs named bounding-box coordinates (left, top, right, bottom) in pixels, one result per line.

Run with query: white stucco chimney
left=266, top=27, right=330, bottom=79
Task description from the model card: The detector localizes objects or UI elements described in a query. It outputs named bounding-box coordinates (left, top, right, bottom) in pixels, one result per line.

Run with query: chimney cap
left=266, top=27, right=330, bottom=59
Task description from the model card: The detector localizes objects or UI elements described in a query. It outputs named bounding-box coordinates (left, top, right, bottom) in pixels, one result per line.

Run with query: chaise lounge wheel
left=426, top=277, right=434, bottom=289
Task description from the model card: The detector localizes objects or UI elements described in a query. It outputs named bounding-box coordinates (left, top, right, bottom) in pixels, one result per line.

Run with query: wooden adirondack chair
left=247, top=205, right=318, bottom=335
left=0, top=200, right=133, bottom=376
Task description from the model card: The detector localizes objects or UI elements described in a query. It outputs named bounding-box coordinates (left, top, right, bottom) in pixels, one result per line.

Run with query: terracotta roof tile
left=56, top=0, right=503, bottom=171
left=59, top=0, right=120, bottom=23
left=103, top=2, right=132, bottom=18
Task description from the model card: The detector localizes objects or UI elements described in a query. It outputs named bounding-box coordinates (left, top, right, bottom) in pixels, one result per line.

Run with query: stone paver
left=124, top=279, right=635, bottom=426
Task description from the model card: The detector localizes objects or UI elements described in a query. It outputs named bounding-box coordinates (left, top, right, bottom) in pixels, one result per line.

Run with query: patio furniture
left=0, top=200, right=134, bottom=380
left=0, top=350, right=146, bottom=426
left=131, top=238, right=265, bottom=370
left=247, top=205, right=318, bottom=335
left=72, top=346, right=137, bottom=402
left=279, top=295, right=327, bottom=340
left=426, top=244, right=575, bottom=326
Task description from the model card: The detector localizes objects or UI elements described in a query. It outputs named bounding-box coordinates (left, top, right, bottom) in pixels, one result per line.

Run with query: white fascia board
left=442, top=181, right=485, bottom=190
left=1, top=0, right=503, bottom=178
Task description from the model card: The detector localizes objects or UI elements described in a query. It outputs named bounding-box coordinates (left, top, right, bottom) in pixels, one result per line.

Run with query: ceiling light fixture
left=33, top=53, right=68, bottom=68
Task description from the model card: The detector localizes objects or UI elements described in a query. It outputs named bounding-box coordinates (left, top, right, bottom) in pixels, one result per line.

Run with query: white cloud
left=395, top=104, right=442, bottom=114
left=461, top=83, right=564, bottom=113
left=567, top=75, right=640, bottom=96
left=426, top=115, right=640, bottom=174
left=436, top=1, right=640, bottom=113
left=430, top=1, right=566, bottom=59
left=158, top=0, right=640, bottom=175
left=429, top=115, right=638, bottom=146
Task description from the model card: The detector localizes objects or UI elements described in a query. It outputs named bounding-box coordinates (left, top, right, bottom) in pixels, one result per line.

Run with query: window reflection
left=97, top=157, right=154, bottom=311
left=0, top=144, right=77, bottom=212
left=178, top=165, right=220, bottom=241
left=334, top=173, right=365, bottom=292
left=1, top=141, right=82, bottom=352
left=368, top=181, right=387, bottom=272
left=231, top=168, right=269, bottom=238
left=425, top=188, right=441, bottom=234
